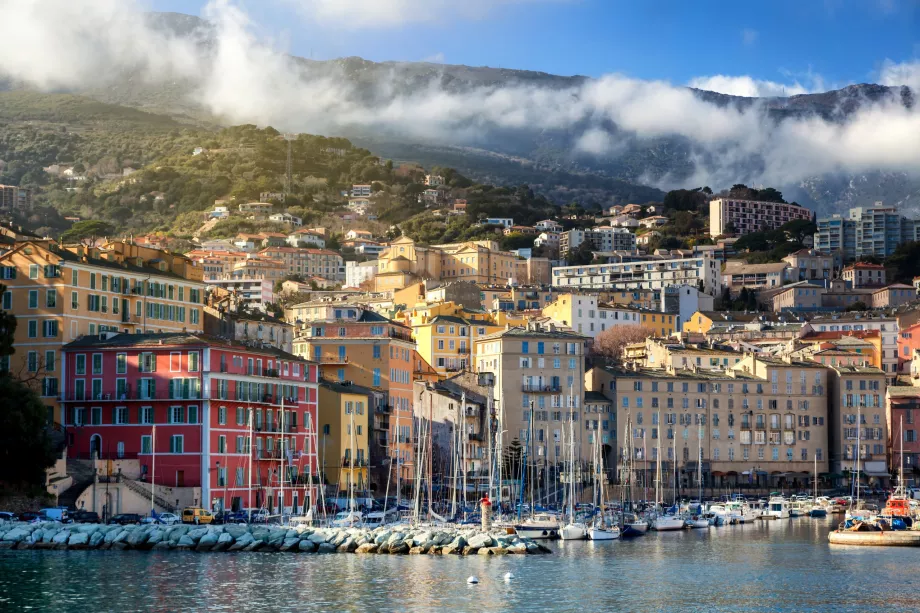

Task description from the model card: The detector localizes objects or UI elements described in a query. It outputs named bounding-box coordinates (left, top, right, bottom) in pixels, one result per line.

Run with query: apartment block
left=542, top=293, right=677, bottom=338
left=551, top=253, right=722, bottom=296
left=827, top=366, right=888, bottom=486
left=318, top=381, right=373, bottom=493
left=842, top=262, right=886, bottom=288
left=710, top=198, right=812, bottom=238
left=60, top=332, right=320, bottom=516
left=0, top=240, right=206, bottom=421
left=474, top=323, right=594, bottom=463
left=814, top=203, right=920, bottom=260
left=259, top=247, right=344, bottom=283
left=559, top=228, right=637, bottom=256
left=591, top=354, right=830, bottom=491
left=0, top=184, right=32, bottom=211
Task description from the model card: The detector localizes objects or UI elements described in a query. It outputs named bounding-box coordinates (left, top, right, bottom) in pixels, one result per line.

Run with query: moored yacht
left=514, top=513, right=561, bottom=539
left=763, top=496, right=790, bottom=520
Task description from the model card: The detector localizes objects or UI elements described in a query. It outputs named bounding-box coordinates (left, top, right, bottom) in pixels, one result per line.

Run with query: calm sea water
left=1, top=517, right=917, bottom=612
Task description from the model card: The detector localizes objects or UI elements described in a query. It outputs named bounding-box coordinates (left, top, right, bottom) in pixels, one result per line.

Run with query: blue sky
left=147, top=0, right=920, bottom=90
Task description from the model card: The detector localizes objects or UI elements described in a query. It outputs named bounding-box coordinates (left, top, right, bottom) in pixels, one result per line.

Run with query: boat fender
left=467, top=576, right=479, bottom=585
left=504, top=573, right=514, bottom=582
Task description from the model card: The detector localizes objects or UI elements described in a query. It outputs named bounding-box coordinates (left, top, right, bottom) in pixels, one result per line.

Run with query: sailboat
left=618, top=416, right=648, bottom=537
left=560, top=419, right=588, bottom=540
left=685, top=419, right=710, bottom=529
left=809, top=452, right=828, bottom=517
left=651, top=416, right=684, bottom=531
left=588, top=431, right=619, bottom=540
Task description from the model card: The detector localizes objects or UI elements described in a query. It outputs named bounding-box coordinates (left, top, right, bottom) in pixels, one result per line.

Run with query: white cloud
left=741, top=28, right=758, bottom=46
left=285, top=0, right=567, bottom=29
left=878, top=59, right=920, bottom=91
left=423, top=52, right=446, bottom=64
left=687, top=75, right=812, bottom=98
left=0, top=0, right=919, bottom=191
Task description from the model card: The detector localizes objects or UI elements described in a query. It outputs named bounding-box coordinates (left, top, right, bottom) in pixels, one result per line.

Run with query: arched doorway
left=90, top=434, right=102, bottom=459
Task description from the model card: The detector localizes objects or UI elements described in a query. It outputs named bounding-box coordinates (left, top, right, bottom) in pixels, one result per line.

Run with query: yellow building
left=318, top=382, right=371, bottom=493
left=0, top=240, right=206, bottom=422
left=375, top=236, right=550, bottom=293
left=401, top=301, right=504, bottom=376
left=542, top=293, right=676, bottom=338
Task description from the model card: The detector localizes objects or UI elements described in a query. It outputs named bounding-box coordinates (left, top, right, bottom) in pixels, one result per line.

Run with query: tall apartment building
left=827, top=365, right=888, bottom=486
left=60, top=333, right=320, bottom=516
left=709, top=198, right=812, bottom=238
left=542, top=293, right=677, bottom=338
left=814, top=203, right=920, bottom=260
left=559, top=228, right=637, bottom=256
left=551, top=253, right=722, bottom=296
left=401, top=301, right=503, bottom=376
left=289, top=300, right=435, bottom=488
left=0, top=240, right=206, bottom=422
left=589, top=355, right=830, bottom=490
left=474, top=323, right=595, bottom=463
left=0, top=184, right=32, bottom=212
left=318, top=381, right=373, bottom=494
left=807, top=314, right=899, bottom=376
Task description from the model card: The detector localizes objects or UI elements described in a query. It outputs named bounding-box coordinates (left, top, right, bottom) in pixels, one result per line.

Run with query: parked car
left=141, top=512, right=181, bottom=525
left=18, top=511, right=43, bottom=523
left=40, top=507, right=71, bottom=523
left=71, top=511, right=100, bottom=524
left=181, top=507, right=213, bottom=525
left=0, top=512, right=17, bottom=522
left=108, top=513, right=142, bottom=525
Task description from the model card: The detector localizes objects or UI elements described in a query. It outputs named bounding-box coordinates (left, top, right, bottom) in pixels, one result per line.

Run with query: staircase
left=122, top=477, right=174, bottom=512
left=57, top=459, right=97, bottom=510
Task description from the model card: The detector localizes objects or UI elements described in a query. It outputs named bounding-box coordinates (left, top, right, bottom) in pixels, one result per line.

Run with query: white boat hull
left=588, top=526, right=620, bottom=540
left=514, top=524, right=559, bottom=540
left=686, top=519, right=710, bottom=529
left=627, top=521, right=649, bottom=533
left=651, top=516, right=685, bottom=531
left=560, top=523, right=587, bottom=540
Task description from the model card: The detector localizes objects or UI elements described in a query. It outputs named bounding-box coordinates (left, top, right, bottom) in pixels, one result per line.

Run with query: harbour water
left=1, top=517, right=917, bottom=612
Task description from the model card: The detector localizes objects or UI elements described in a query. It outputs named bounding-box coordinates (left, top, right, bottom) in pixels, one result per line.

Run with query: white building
left=560, top=228, right=637, bottom=255
left=208, top=206, right=230, bottom=220
left=710, top=198, right=813, bottom=238
left=345, top=260, right=379, bottom=289
left=535, top=219, right=563, bottom=232
left=356, top=243, right=385, bottom=256
left=286, top=230, right=326, bottom=248
left=484, top=217, right=514, bottom=228
left=534, top=232, right=560, bottom=250
left=425, top=175, right=444, bottom=187
left=206, top=277, right=275, bottom=310
left=807, top=314, right=899, bottom=376
left=551, top=253, right=721, bottom=295
left=351, top=184, right=372, bottom=197
left=269, top=213, right=303, bottom=227
left=661, top=284, right=714, bottom=331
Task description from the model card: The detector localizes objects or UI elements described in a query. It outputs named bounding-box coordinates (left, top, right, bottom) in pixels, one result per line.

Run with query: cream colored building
left=589, top=354, right=830, bottom=490
left=474, top=322, right=594, bottom=463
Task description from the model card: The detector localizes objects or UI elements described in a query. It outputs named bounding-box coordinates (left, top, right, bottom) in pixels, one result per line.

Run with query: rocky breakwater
left=0, top=522, right=552, bottom=556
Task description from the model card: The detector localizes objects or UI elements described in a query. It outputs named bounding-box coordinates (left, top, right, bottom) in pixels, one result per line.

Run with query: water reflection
left=0, top=519, right=916, bottom=613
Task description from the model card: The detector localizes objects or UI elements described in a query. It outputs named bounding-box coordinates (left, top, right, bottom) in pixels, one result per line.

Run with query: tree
left=60, top=220, right=115, bottom=245
left=0, top=285, right=55, bottom=489
left=780, top=218, right=817, bottom=244
left=500, top=232, right=536, bottom=251
left=566, top=241, right=595, bottom=266
left=592, top=325, right=655, bottom=359
left=846, top=301, right=869, bottom=312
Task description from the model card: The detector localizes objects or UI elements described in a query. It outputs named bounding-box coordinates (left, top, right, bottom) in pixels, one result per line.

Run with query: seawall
left=0, top=522, right=551, bottom=555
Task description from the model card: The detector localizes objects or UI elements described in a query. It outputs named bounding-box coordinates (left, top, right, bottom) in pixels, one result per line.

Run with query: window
left=92, top=354, right=103, bottom=375
left=28, top=290, right=38, bottom=308
left=218, top=406, right=227, bottom=425
left=28, top=320, right=37, bottom=338
left=373, top=345, right=381, bottom=359
left=218, top=436, right=226, bottom=453
left=139, top=352, right=157, bottom=373
left=29, top=264, right=39, bottom=280
left=170, top=435, right=184, bottom=453
left=43, top=320, right=58, bottom=338
left=169, top=406, right=184, bottom=424
left=115, top=406, right=128, bottom=424
left=141, top=406, right=153, bottom=424
left=373, top=368, right=381, bottom=387
left=188, top=352, right=199, bottom=372
left=1, top=291, right=9, bottom=310
left=141, top=435, right=152, bottom=454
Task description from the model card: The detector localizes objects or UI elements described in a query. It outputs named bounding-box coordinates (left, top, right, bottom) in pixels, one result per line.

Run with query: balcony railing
left=318, top=356, right=349, bottom=364
left=341, top=458, right=368, bottom=468
left=60, top=390, right=302, bottom=407
left=522, top=385, right=561, bottom=393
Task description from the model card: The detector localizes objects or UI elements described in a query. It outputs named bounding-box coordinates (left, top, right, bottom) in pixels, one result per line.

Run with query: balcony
left=258, top=449, right=282, bottom=460
left=522, top=385, right=561, bottom=393
left=341, top=457, right=368, bottom=468
left=318, top=356, right=349, bottom=365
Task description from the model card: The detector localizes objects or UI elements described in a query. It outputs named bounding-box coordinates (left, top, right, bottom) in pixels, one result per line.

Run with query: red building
left=61, top=332, right=320, bottom=516
left=898, top=321, right=920, bottom=374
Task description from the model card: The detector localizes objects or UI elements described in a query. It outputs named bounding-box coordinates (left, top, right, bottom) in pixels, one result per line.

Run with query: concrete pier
left=828, top=530, right=920, bottom=546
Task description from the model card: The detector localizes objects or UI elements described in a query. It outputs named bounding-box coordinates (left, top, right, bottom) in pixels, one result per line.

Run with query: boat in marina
left=588, top=431, right=619, bottom=540
left=559, top=420, right=587, bottom=541
left=763, top=496, right=790, bottom=520
left=514, top=513, right=561, bottom=539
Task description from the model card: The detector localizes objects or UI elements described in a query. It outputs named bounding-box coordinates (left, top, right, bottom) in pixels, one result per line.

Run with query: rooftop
left=63, top=332, right=305, bottom=361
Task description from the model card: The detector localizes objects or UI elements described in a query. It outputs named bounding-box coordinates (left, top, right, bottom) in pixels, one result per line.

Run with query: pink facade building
left=61, top=332, right=320, bottom=515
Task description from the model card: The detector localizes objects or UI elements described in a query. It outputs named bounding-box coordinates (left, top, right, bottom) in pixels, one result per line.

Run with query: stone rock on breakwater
left=0, top=522, right=551, bottom=556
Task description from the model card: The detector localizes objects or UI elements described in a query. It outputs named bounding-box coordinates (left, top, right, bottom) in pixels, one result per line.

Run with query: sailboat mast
left=656, top=410, right=662, bottom=509
left=698, top=416, right=702, bottom=503
left=280, top=396, right=285, bottom=523
left=247, top=409, right=253, bottom=522
left=151, top=423, right=156, bottom=513
left=856, top=397, right=861, bottom=506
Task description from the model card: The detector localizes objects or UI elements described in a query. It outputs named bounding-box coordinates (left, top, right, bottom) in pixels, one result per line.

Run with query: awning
left=785, top=472, right=810, bottom=477
left=741, top=471, right=750, bottom=475
left=864, top=470, right=890, bottom=477
left=756, top=471, right=769, bottom=477
left=711, top=471, right=726, bottom=477
left=726, top=471, right=738, bottom=476
left=770, top=471, right=782, bottom=475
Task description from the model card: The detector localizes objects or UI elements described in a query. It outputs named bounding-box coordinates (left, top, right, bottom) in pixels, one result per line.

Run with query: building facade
left=551, top=254, right=721, bottom=295
left=60, top=333, right=320, bottom=516
left=710, top=198, right=812, bottom=238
